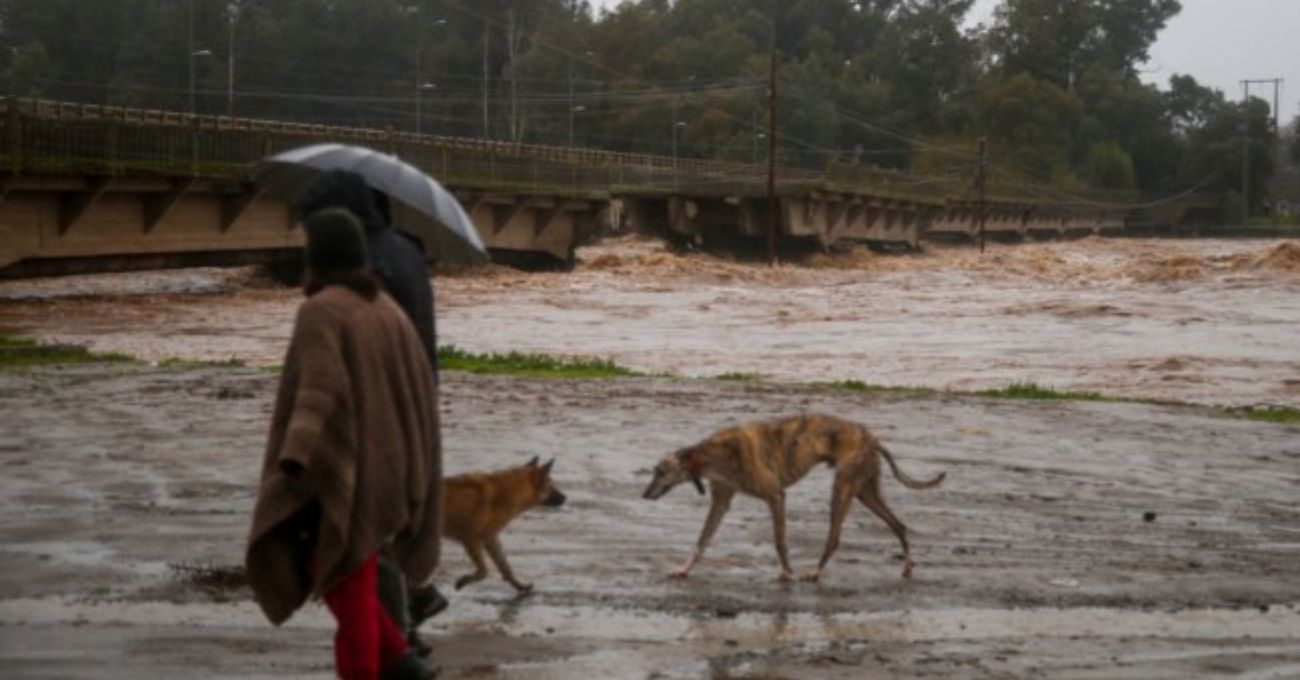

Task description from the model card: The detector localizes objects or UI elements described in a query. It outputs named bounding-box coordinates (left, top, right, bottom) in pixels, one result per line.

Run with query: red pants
left=315, top=553, right=409, bottom=680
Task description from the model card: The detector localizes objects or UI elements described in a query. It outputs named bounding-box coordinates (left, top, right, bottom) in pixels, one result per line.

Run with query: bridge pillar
left=462, top=192, right=603, bottom=267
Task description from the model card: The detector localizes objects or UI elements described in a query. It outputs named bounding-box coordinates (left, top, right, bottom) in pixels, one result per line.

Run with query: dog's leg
left=804, top=476, right=856, bottom=582
left=857, top=481, right=914, bottom=578
left=485, top=536, right=533, bottom=595
left=454, top=540, right=490, bottom=590
left=767, top=492, right=795, bottom=582
left=671, top=484, right=735, bottom=579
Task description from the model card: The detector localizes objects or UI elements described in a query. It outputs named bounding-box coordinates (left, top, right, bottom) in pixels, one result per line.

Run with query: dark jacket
left=294, top=170, right=439, bottom=381
left=368, top=226, right=438, bottom=382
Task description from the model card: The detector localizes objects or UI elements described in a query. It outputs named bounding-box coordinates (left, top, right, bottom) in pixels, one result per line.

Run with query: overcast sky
left=590, top=0, right=1299, bottom=120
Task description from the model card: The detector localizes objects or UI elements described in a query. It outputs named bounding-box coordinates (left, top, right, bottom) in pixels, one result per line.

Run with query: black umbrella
left=255, top=143, right=489, bottom=264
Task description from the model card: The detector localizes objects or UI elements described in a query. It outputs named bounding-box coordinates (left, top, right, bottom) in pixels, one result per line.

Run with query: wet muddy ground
left=2, top=236, right=1300, bottom=677
left=2, top=363, right=1299, bottom=678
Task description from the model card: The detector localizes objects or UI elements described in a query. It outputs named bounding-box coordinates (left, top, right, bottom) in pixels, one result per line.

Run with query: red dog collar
left=681, top=449, right=706, bottom=495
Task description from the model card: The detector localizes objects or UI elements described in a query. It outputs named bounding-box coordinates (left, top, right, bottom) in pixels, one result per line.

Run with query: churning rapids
left=3, top=236, right=1298, bottom=407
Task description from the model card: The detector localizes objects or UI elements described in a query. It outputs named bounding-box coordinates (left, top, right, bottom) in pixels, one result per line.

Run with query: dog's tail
left=877, top=444, right=946, bottom=490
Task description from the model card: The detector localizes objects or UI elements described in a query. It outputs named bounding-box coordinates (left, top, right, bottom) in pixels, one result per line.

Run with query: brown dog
left=642, top=414, right=944, bottom=582
left=442, top=457, right=565, bottom=594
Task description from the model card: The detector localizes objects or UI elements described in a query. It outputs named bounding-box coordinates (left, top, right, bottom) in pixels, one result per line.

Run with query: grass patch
left=826, top=379, right=877, bottom=392
left=974, top=382, right=1111, bottom=402
left=1235, top=406, right=1300, bottom=425
left=823, top=379, right=936, bottom=396
left=440, top=345, right=643, bottom=380
left=1248, top=216, right=1300, bottom=228
left=715, top=372, right=764, bottom=383
left=0, top=334, right=134, bottom=368
left=156, top=357, right=246, bottom=370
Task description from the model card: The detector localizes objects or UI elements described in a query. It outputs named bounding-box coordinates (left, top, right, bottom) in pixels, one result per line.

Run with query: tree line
left=1, top=0, right=1295, bottom=211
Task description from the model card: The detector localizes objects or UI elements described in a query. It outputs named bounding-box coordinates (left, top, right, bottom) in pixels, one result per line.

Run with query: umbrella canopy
left=255, top=143, right=488, bottom=265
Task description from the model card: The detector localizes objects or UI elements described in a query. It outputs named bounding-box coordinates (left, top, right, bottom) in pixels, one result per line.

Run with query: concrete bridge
left=0, top=98, right=1132, bottom=278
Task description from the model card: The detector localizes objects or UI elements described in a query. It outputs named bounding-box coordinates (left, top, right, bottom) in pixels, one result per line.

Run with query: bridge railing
left=0, top=97, right=1170, bottom=215
left=1, top=97, right=823, bottom=197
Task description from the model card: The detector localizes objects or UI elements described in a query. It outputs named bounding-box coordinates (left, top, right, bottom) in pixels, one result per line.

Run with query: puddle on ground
left=4, top=597, right=1297, bottom=645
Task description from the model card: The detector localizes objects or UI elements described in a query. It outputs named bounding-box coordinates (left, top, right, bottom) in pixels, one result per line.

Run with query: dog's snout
left=544, top=489, right=566, bottom=507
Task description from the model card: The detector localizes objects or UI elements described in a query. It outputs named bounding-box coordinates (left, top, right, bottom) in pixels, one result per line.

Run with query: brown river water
left=2, top=236, right=1297, bottom=407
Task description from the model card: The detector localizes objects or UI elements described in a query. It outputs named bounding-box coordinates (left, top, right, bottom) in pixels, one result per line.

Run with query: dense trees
left=0, top=0, right=1290, bottom=208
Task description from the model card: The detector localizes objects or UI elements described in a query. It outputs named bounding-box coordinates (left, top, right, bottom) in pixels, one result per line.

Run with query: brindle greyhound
left=642, top=414, right=945, bottom=582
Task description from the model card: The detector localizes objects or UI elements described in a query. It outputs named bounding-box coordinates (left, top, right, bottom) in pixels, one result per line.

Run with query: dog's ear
left=541, top=458, right=555, bottom=474
left=526, top=455, right=539, bottom=468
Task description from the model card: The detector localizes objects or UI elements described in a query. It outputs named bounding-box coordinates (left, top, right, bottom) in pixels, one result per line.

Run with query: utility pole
left=569, top=105, right=585, bottom=147
left=415, top=27, right=422, bottom=134
left=482, top=22, right=490, bottom=138
left=1243, top=78, right=1285, bottom=132
left=188, top=0, right=211, bottom=115
left=1240, top=78, right=1283, bottom=225
left=671, top=94, right=687, bottom=190
left=413, top=16, right=446, bottom=136
left=568, top=59, right=575, bottom=145
left=567, top=51, right=594, bottom=149
left=226, top=3, right=236, bottom=117
left=976, top=137, right=988, bottom=253
left=188, top=0, right=196, bottom=114
left=1242, top=81, right=1251, bottom=226
left=766, top=49, right=779, bottom=266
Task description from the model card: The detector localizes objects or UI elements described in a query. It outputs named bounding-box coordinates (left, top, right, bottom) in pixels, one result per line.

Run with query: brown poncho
left=246, top=285, right=441, bottom=625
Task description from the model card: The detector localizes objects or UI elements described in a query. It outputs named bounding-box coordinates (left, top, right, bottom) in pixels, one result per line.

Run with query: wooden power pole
left=766, top=49, right=779, bottom=266
left=976, top=137, right=988, bottom=253
left=1240, top=78, right=1284, bottom=225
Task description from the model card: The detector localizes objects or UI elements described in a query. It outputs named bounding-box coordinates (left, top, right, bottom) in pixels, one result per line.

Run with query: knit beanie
left=304, top=208, right=369, bottom=273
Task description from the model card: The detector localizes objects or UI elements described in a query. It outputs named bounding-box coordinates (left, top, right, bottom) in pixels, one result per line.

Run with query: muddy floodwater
left=2, top=236, right=1300, bottom=678
left=2, top=237, right=1299, bottom=407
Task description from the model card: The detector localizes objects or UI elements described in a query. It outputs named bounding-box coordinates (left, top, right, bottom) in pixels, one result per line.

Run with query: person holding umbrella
left=256, top=146, right=488, bottom=659
left=294, top=169, right=440, bottom=379
left=292, top=170, right=449, bottom=653
left=246, top=208, right=440, bottom=680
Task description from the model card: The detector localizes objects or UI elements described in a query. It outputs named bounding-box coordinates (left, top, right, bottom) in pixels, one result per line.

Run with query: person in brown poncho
left=246, top=208, right=440, bottom=680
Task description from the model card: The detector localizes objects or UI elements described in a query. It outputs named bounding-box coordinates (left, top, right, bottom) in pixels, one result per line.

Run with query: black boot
left=383, top=651, right=439, bottom=680
left=408, top=629, right=434, bottom=658
left=408, top=584, right=448, bottom=628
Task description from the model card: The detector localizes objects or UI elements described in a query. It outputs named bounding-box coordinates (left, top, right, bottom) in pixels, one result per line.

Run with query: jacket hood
left=293, top=169, right=389, bottom=233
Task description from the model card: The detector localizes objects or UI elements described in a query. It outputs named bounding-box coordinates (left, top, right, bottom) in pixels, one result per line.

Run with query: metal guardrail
left=0, top=97, right=826, bottom=198
left=0, top=97, right=1156, bottom=212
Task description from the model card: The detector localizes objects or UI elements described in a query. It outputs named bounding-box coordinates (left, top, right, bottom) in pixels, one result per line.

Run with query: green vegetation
left=823, top=379, right=936, bottom=396
left=439, top=345, right=643, bottom=380
left=1, top=0, right=1289, bottom=212
left=5, top=333, right=1295, bottom=428
left=715, top=372, right=764, bottom=383
left=974, top=382, right=1110, bottom=402
left=1248, top=216, right=1300, bottom=229
left=0, top=334, right=133, bottom=368
left=1236, top=407, right=1300, bottom=425
left=827, top=379, right=873, bottom=392
left=156, top=357, right=247, bottom=370
left=0, top=335, right=252, bottom=371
